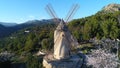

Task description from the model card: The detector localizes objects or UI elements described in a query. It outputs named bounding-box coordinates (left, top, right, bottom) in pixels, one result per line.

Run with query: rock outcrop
left=43, top=54, right=83, bottom=68
left=102, top=3, right=120, bottom=13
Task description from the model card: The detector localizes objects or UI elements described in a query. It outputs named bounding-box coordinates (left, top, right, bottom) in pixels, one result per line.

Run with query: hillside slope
left=0, top=3, right=120, bottom=54
left=0, top=19, right=57, bottom=38
left=98, top=3, right=120, bottom=14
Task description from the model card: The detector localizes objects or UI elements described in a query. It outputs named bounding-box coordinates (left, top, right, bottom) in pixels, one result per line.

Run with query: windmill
left=45, top=4, right=79, bottom=60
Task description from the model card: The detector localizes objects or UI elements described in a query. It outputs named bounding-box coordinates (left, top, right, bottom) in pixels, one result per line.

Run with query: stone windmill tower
left=43, top=4, right=83, bottom=68
left=46, top=4, right=79, bottom=60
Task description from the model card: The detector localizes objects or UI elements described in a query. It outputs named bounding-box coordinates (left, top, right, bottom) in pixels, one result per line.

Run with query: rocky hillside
left=100, top=3, right=120, bottom=13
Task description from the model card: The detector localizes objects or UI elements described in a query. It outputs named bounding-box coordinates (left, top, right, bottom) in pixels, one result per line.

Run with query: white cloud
left=39, top=16, right=47, bottom=19
left=20, top=18, right=24, bottom=21
left=28, top=15, right=35, bottom=20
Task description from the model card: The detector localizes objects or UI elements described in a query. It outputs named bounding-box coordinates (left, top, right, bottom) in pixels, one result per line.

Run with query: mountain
left=22, top=19, right=60, bottom=25
left=1, top=10, right=120, bottom=53
left=0, top=24, right=5, bottom=29
left=0, top=22, right=17, bottom=27
left=0, top=3, right=120, bottom=68
left=99, top=3, right=120, bottom=13
left=24, top=19, right=54, bottom=24
left=0, top=24, right=12, bottom=38
left=0, top=19, right=57, bottom=38
left=0, top=4, right=120, bottom=39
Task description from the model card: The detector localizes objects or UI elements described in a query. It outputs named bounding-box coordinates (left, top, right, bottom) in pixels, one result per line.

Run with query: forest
left=0, top=11, right=120, bottom=68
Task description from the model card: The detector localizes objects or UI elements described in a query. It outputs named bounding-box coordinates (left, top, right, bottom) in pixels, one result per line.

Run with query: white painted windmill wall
left=54, top=20, right=78, bottom=59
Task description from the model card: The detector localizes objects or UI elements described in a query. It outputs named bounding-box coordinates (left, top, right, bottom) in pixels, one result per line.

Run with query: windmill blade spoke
left=46, top=4, right=56, bottom=18
left=65, top=4, right=79, bottom=23
left=65, top=4, right=75, bottom=22
left=46, top=6, right=53, bottom=18
left=45, top=4, right=60, bottom=24
left=48, top=4, right=58, bottom=18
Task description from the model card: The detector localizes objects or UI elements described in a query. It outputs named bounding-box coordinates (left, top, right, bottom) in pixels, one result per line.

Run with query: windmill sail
left=65, top=4, right=79, bottom=23
left=45, top=4, right=60, bottom=24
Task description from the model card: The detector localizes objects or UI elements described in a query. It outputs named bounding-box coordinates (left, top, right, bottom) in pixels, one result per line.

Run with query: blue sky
left=0, top=0, right=120, bottom=24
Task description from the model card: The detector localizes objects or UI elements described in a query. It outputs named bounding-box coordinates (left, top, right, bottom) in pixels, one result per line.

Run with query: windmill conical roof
left=56, top=19, right=67, bottom=31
